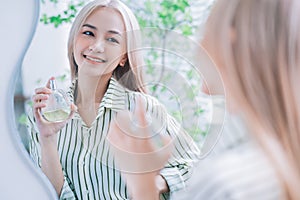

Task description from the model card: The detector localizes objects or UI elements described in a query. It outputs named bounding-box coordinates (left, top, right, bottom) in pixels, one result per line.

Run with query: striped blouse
left=27, top=77, right=200, bottom=200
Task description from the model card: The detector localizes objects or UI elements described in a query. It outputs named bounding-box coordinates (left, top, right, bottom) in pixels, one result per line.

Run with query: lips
left=84, top=55, right=107, bottom=63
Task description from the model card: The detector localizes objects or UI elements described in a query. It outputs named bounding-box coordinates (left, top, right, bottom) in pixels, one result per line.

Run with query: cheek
left=73, top=39, right=86, bottom=61
left=74, top=37, right=89, bottom=52
left=109, top=47, right=126, bottom=62
left=115, top=42, right=127, bottom=57
left=73, top=46, right=81, bottom=63
left=221, top=74, right=239, bottom=113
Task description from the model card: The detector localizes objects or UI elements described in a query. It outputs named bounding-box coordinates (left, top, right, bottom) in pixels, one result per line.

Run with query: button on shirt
left=27, top=77, right=200, bottom=200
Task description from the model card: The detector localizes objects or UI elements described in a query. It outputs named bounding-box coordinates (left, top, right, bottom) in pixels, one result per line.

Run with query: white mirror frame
left=0, top=1, right=57, bottom=199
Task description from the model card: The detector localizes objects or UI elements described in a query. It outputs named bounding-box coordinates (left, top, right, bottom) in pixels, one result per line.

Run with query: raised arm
left=107, top=95, right=200, bottom=199
left=27, top=77, right=76, bottom=198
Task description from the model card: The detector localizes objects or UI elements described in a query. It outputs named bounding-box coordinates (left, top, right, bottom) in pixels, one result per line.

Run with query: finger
left=34, top=87, right=52, bottom=95
left=32, top=94, right=49, bottom=103
left=160, top=134, right=173, bottom=160
left=107, top=120, right=130, bottom=156
left=130, top=97, right=153, bottom=140
left=135, top=97, right=148, bottom=128
left=107, top=120, right=122, bottom=144
left=157, top=134, right=173, bottom=152
left=115, top=111, right=135, bottom=136
left=46, top=76, right=55, bottom=88
left=33, top=100, right=47, bottom=109
left=33, top=105, right=44, bottom=122
left=161, top=134, right=172, bottom=146
left=33, top=102, right=47, bottom=122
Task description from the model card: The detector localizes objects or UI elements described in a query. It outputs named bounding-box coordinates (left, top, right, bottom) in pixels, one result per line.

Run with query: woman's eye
left=107, top=37, right=119, bottom=44
left=83, top=31, right=94, bottom=36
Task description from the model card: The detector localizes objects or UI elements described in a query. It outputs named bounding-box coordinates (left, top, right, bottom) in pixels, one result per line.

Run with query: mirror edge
left=1, top=0, right=58, bottom=199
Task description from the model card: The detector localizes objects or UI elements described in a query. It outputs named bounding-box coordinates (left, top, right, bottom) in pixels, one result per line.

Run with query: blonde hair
left=67, top=0, right=145, bottom=93
left=204, top=0, right=300, bottom=199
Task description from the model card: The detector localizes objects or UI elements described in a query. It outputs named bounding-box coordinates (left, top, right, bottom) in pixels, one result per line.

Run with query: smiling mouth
left=84, top=55, right=107, bottom=63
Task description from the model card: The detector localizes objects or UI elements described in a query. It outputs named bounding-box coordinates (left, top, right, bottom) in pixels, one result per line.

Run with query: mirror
left=19, top=0, right=223, bottom=156
left=8, top=0, right=224, bottom=198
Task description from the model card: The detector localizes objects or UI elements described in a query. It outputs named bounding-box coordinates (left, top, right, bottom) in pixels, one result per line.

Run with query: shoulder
left=126, top=90, right=162, bottom=104
left=125, top=90, right=167, bottom=114
left=173, top=142, right=284, bottom=200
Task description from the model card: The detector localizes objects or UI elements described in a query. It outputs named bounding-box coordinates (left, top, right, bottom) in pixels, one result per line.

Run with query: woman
left=109, top=0, right=300, bottom=199
left=27, top=0, right=200, bottom=199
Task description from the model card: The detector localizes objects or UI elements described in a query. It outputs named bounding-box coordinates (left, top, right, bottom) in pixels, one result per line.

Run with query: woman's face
left=201, top=28, right=240, bottom=112
left=74, top=7, right=127, bottom=77
left=200, top=35, right=226, bottom=96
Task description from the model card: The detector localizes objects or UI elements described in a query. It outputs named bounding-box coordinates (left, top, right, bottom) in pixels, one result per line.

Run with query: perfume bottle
left=41, top=79, right=71, bottom=122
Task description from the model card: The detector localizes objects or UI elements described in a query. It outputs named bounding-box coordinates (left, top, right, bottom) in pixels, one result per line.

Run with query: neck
left=76, top=73, right=112, bottom=106
left=75, top=73, right=112, bottom=127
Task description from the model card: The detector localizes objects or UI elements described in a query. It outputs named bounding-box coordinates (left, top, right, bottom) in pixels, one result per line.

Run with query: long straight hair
left=204, top=0, right=300, bottom=199
left=67, top=0, right=145, bottom=93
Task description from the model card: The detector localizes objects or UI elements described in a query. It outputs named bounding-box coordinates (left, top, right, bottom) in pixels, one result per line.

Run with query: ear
left=119, top=55, right=128, bottom=67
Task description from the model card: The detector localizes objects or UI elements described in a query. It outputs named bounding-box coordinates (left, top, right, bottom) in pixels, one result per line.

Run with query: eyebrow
left=82, top=24, right=97, bottom=30
left=107, top=30, right=122, bottom=36
left=82, top=24, right=122, bottom=36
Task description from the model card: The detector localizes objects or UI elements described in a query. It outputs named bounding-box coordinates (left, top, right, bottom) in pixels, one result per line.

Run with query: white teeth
left=86, top=55, right=106, bottom=63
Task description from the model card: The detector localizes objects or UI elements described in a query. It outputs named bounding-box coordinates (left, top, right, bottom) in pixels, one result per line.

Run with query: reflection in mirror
left=17, top=0, right=216, bottom=156
left=18, top=1, right=77, bottom=152
left=15, top=0, right=220, bottom=199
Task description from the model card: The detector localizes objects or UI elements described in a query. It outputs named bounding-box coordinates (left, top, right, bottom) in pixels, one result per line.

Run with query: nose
left=89, top=39, right=105, bottom=53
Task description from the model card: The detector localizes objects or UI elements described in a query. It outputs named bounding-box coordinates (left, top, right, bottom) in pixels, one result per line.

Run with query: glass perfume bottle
left=41, top=79, right=71, bottom=122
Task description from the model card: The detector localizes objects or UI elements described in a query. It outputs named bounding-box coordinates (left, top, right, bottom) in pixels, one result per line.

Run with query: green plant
left=36, top=0, right=213, bottom=142
left=40, top=0, right=85, bottom=27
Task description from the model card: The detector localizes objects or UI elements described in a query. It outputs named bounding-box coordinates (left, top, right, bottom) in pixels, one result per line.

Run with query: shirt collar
left=101, top=77, right=127, bottom=111
left=69, top=77, right=127, bottom=118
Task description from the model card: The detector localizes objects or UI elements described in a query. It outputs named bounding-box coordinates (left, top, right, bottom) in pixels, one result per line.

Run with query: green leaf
left=50, top=0, right=58, bottom=4
left=69, top=4, right=76, bottom=11
left=36, top=78, right=42, bottom=84
left=18, top=114, right=28, bottom=125
left=187, top=69, right=194, bottom=79
left=55, top=74, right=67, bottom=82
left=194, top=107, right=205, bottom=116
left=181, top=24, right=193, bottom=36
left=145, top=0, right=154, bottom=12
left=26, top=100, right=33, bottom=108
left=187, top=87, right=196, bottom=100
left=137, top=18, right=147, bottom=28
left=40, top=14, right=49, bottom=24
left=150, top=85, right=158, bottom=93
left=160, top=85, right=167, bottom=92
left=171, top=110, right=182, bottom=121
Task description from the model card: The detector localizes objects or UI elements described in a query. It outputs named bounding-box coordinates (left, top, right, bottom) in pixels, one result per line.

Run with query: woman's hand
left=32, top=77, right=76, bottom=140
left=107, top=98, right=173, bottom=200
left=31, top=77, right=77, bottom=195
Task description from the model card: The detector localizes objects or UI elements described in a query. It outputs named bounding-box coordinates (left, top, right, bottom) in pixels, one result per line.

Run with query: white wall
left=22, top=2, right=72, bottom=97
left=0, top=0, right=58, bottom=199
